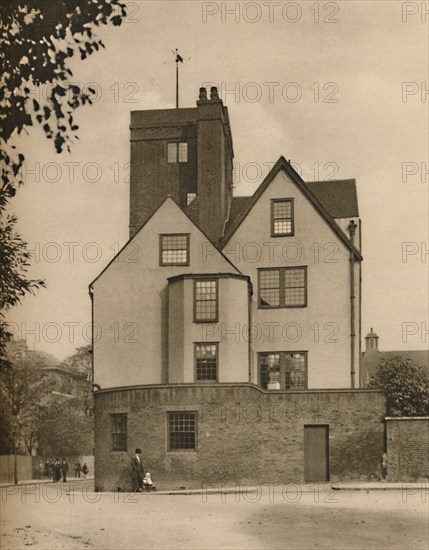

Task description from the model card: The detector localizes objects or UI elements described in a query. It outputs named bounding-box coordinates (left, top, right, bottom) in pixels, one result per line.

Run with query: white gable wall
left=92, top=198, right=240, bottom=389
left=223, top=169, right=360, bottom=389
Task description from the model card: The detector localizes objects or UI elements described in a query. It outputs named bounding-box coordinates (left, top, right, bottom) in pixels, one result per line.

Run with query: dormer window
left=271, top=199, right=294, bottom=236
left=160, top=234, right=190, bottom=266
left=167, top=142, right=188, bottom=163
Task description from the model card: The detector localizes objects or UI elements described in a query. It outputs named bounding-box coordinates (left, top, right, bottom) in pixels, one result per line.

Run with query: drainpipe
left=88, top=286, right=94, bottom=386
left=247, top=278, right=253, bottom=383
left=348, top=221, right=357, bottom=389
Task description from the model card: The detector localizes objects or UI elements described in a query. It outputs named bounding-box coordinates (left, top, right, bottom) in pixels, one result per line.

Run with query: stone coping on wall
left=94, top=382, right=383, bottom=396
left=385, top=416, right=429, bottom=421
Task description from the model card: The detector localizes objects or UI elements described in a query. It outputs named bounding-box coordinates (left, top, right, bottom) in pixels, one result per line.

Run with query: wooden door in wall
left=304, top=425, right=330, bottom=482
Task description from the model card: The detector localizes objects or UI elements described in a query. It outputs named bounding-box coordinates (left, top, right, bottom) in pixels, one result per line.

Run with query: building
left=91, top=87, right=386, bottom=490
left=361, top=328, right=429, bottom=387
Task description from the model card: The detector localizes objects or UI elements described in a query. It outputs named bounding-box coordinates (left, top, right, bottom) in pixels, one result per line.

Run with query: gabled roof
left=90, top=196, right=242, bottom=288
left=185, top=195, right=200, bottom=225
left=360, top=350, right=429, bottom=386
left=222, top=156, right=362, bottom=260
left=307, top=180, right=359, bottom=218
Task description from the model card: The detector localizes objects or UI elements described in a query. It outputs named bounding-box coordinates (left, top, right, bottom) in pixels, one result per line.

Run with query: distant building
left=361, top=328, right=429, bottom=387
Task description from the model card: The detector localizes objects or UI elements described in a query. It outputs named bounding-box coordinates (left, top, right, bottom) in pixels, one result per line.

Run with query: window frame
left=258, top=266, right=307, bottom=309
left=271, top=198, right=294, bottom=237
left=167, top=142, right=188, bottom=164
left=167, top=411, right=197, bottom=452
left=193, top=279, right=219, bottom=323
left=194, top=342, right=219, bottom=383
left=110, top=413, right=127, bottom=452
left=159, top=233, right=190, bottom=266
left=259, top=351, right=308, bottom=391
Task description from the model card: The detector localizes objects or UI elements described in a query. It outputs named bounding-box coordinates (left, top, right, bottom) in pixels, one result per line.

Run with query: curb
left=0, top=478, right=94, bottom=489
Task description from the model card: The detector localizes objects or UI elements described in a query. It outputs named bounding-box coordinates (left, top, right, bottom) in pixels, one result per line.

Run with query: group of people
left=73, top=460, right=89, bottom=478
left=38, top=458, right=89, bottom=482
left=131, top=448, right=156, bottom=492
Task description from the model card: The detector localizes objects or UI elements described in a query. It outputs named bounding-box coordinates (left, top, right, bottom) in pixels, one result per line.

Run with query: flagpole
left=176, top=58, right=179, bottom=109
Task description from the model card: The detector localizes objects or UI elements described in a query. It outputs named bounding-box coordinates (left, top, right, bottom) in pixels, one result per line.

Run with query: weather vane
left=163, top=49, right=191, bottom=108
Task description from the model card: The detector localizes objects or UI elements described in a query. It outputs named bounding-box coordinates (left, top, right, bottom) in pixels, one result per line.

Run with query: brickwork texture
left=94, top=385, right=386, bottom=491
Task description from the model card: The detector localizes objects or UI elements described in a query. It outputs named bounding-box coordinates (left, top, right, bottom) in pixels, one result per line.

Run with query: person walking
left=74, top=461, right=82, bottom=478
left=38, top=460, right=44, bottom=480
left=131, top=448, right=144, bottom=492
left=61, top=458, right=69, bottom=482
left=82, top=462, right=89, bottom=479
left=53, top=459, right=61, bottom=482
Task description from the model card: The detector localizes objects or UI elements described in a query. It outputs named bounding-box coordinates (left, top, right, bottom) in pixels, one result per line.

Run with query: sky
left=6, top=0, right=428, bottom=360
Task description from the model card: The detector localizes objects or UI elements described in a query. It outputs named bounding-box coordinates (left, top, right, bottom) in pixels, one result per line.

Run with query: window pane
left=111, top=414, right=127, bottom=451
left=195, top=281, right=217, bottom=321
left=160, top=235, right=188, bottom=265
left=259, top=270, right=280, bottom=307
left=273, top=201, right=291, bottom=218
left=187, top=192, right=197, bottom=206
left=259, top=353, right=280, bottom=389
left=284, top=352, right=306, bottom=390
left=274, top=220, right=292, bottom=234
left=284, top=268, right=306, bottom=307
left=168, top=413, right=196, bottom=450
left=167, top=143, right=177, bottom=163
left=272, top=200, right=293, bottom=235
left=196, top=344, right=217, bottom=381
left=178, top=142, right=188, bottom=162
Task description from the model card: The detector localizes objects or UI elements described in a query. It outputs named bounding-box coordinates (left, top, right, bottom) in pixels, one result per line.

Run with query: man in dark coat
left=61, top=458, right=69, bottom=482
left=131, top=448, right=144, bottom=492
left=53, top=459, right=61, bottom=482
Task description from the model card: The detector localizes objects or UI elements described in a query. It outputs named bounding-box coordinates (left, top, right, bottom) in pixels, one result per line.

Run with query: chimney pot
left=199, top=87, right=207, bottom=102
left=210, top=86, right=219, bottom=101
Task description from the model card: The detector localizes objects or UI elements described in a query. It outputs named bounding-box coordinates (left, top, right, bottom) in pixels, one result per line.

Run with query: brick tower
left=129, top=86, right=234, bottom=244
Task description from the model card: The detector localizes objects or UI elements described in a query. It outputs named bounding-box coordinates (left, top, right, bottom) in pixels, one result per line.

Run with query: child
left=143, top=472, right=156, bottom=491
left=380, top=453, right=388, bottom=481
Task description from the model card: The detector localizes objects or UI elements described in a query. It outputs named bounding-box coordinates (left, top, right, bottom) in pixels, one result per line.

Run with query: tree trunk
left=14, top=447, right=18, bottom=485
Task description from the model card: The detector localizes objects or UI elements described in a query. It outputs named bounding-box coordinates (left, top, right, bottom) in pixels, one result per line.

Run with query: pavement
left=0, top=477, right=422, bottom=493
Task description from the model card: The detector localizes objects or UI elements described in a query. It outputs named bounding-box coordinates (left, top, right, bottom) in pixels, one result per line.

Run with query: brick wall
left=386, top=417, right=429, bottom=481
left=94, top=385, right=385, bottom=491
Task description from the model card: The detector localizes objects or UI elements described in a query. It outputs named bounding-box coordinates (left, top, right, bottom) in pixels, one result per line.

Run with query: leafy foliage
left=0, top=214, right=45, bottom=368
left=37, top=346, right=94, bottom=457
left=0, top=352, right=50, bottom=455
left=369, top=356, right=429, bottom=417
left=37, top=401, right=93, bottom=457
left=1, top=344, right=94, bottom=460
left=1, top=0, right=126, bottom=202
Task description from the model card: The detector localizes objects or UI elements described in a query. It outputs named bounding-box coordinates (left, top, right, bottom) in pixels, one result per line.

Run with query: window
left=111, top=414, right=127, bottom=451
left=284, top=267, right=307, bottom=307
left=271, top=199, right=294, bottom=236
left=195, top=343, right=218, bottom=381
left=160, top=234, right=189, bottom=266
left=168, top=412, right=196, bottom=451
left=259, top=267, right=307, bottom=308
left=259, top=352, right=307, bottom=390
left=194, top=280, right=218, bottom=322
left=186, top=192, right=197, bottom=206
left=167, top=142, right=188, bottom=163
